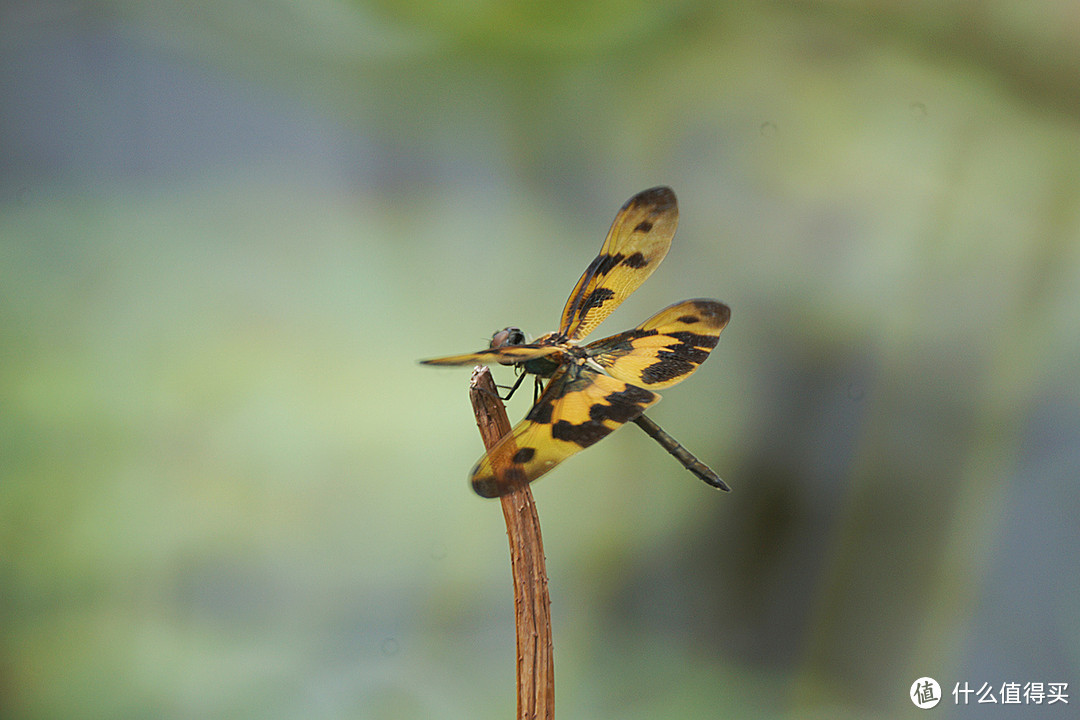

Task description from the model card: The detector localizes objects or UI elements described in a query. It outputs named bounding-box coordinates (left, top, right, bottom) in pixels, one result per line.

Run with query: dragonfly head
left=490, top=326, right=527, bottom=349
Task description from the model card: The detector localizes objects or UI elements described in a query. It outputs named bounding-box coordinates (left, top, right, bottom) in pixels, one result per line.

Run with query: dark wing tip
left=684, top=299, right=731, bottom=329
left=418, top=356, right=470, bottom=366
left=471, top=476, right=504, bottom=498
left=626, top=186, right=676, bottom=213
left=707, top=300, right=731, bottom=327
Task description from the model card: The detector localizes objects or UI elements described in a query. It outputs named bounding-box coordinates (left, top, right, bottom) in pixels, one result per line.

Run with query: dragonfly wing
left=586, top=299, right=730, bottom=390
left=420, top=344, right=563, bottom=367
left=559, top=187, right=678, bottom=341
left=470, top=363, right=660, bottom=497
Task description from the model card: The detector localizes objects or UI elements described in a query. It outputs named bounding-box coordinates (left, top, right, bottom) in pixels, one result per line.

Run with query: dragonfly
left=421, top=186, right=731, bottom=498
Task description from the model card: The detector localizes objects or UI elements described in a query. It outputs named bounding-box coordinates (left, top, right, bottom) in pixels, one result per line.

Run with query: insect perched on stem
left=422, top=187, right=731, bottom=498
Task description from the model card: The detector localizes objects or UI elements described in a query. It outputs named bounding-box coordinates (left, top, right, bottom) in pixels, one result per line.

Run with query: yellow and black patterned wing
left=470, top=363, right=660, bottom=497
left=420, top=344, right=563, bottom=367
left=559, top=187, right=678, bottom=341
left=585, top=299, right=730, bottom=390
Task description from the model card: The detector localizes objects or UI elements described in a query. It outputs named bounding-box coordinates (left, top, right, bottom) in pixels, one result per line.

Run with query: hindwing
left=470, top=363, right=660, bottom=497
left=586, top=299, right=730, bottom=390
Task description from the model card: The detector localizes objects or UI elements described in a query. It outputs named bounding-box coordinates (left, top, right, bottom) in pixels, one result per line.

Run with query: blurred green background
left=2, top=2, right=1078, bottom=719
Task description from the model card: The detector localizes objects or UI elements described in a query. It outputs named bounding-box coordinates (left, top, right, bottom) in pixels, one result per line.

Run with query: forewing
left=420, top=344, right=562, bottom=367
left=470, top=363, right=660, bottom=497
left=586, top=299, right=730, bottom=390
left=559, top=187, right=678, bottom=341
